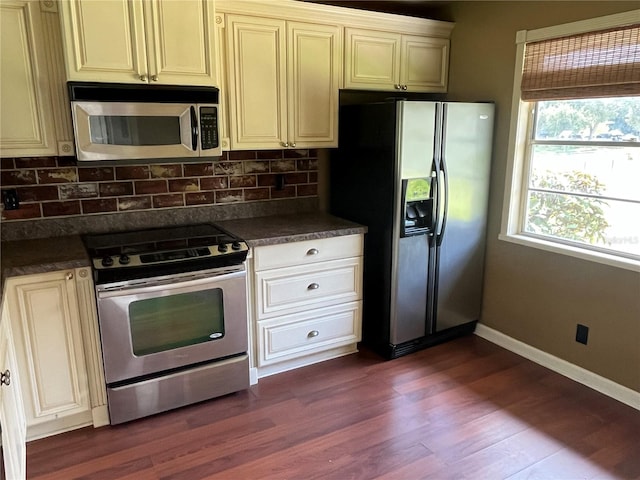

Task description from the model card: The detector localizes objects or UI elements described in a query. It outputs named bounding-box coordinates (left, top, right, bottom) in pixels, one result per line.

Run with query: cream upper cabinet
left=0, top=300, right=27, bottom=480
left=0, top=0, right=57, bottom=157
left=345, top=28, right=449, bottom=92
left=225, top=14, right=341, bottom=150
left=225, top=16, right=287, bottom=150
left=59, top=0, right=217, bottom=86
left=214, top=14, right=230, bottom=150
left=7, top=269, right=94, bottom=440
left=287, top=21, right=341, bottom=149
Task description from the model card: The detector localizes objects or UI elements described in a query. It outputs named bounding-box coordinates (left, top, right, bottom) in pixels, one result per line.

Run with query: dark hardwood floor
left=27, top=335, right=640, bottom=480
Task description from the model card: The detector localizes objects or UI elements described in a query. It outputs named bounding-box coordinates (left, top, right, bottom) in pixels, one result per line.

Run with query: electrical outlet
left=1, top=188, right=19, bottom=210
left=576, top=324, right=589, bottom=345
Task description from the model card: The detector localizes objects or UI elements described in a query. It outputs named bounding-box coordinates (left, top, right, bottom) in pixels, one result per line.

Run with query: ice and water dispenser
left=401, top=177, right=433, bottom=237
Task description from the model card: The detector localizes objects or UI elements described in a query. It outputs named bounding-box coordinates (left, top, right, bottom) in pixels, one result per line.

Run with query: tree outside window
left=523, top=97, right=640, bottom=258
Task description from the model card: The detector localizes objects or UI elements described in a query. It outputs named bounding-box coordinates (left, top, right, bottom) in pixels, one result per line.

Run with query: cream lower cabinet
left=224, top=14, right=341, bottom=150
left=0, top=300, right=27, bottom=480
left=345, top=28, right=449, bottom=92
left=6, top=268, right=108, bottom=441
left=252, top=235, right=363, bottom=377
left=59, top=0, right=217, bottom=86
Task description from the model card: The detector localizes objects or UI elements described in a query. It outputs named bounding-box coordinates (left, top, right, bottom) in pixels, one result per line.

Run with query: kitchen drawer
left=253, top=235, right=363, bottom=271
left=257, top=301, right=361, bottom=366
left=255, top=257, right=362, bottom=319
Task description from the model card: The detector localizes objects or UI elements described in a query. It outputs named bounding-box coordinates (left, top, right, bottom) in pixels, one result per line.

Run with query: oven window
left=128, top=288, right=224, bottom=356
left=89, top=115, right=181, bottom=146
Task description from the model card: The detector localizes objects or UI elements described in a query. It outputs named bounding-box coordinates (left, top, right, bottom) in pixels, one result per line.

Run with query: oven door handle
left=97, top=267, right=245, bottom=299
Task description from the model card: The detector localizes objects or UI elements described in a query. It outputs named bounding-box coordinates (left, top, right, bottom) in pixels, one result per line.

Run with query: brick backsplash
left=1, top=150, right=319, bottom=221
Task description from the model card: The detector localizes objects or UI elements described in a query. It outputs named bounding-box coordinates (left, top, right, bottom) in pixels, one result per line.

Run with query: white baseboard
left=474, top=323, right=640, bottom=411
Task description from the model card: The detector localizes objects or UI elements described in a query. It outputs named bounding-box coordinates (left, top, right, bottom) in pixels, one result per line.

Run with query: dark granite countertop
left=217, top=212, right=367, bottom=247
left=0, top=236, right=91, bottom=301
left=0, top=213, right=366, bottom=300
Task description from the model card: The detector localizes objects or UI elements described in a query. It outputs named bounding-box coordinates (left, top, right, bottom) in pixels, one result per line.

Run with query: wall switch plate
left=1, top=188, right=19, bottom=210
left=576, top=324, right=589, bottom=345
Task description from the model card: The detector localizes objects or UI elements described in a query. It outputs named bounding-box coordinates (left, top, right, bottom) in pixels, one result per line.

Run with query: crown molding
left=216, top=0, right=454, bottom=38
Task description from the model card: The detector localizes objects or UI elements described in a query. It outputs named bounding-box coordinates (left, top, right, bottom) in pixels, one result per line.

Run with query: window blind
left=521, top=24, right=640, bottom=101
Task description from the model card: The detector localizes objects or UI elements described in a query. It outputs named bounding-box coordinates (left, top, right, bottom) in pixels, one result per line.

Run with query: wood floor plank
left=26, top=336, right=640, bottom=480
left=505, top=448, right=619, bottom=480
left=434, top=426, right=565, bottom=479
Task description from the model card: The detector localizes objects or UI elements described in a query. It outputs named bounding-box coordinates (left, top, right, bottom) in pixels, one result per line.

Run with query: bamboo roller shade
left=521, top=24, right=640, bottom=101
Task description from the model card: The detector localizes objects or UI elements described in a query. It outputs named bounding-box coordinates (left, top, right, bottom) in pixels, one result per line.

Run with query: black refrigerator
left=330, top=99, right=494, bottom=358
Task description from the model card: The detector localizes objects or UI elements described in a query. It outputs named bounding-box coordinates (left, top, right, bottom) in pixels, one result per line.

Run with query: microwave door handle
left=190, top=106, right=198, bottom=151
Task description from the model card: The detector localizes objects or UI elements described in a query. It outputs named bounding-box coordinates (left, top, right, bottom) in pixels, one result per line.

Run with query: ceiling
left=300, top=0, right=454, bottom=21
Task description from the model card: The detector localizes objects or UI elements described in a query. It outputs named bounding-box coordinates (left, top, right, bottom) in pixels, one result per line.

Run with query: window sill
left=498, top=233, right=640, bottom=272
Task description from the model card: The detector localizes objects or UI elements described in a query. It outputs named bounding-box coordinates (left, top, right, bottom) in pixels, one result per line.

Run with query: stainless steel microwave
left=68, top=82, right=221, bottom=162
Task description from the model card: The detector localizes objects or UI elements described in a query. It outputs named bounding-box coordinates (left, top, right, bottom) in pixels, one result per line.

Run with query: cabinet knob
left=307, top=283, right=319, bottom=290
left=306, top=248, right=319, bottom=256
left=307, top=330, right=319, bottom=338
left=291, top=143, right=296, bottom=148
left=395, top=84, right=402, bottom=90
left=401, top=85, right=408, bottom=90
left=281, top=142, right=289, bottom=148
left=0, top=369, right=10, bottom=386
left=66, top=272, right=74, bottom=280
left=139, top=74, right=147, bottom=82
left=151, top=75, right=159, bottom=82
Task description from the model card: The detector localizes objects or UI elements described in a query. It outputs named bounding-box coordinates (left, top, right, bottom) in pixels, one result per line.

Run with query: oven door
left=95, top=266, right=247, bottom=385
left=72, top=101, right=197, bottom=161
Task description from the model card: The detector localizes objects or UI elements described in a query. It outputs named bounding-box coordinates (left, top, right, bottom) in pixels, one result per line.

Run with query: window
left=501, top=11, right=640, bottom=270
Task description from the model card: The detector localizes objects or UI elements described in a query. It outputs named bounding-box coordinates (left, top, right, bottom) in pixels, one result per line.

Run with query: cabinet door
left=344, top=28, right=401, bottom=91
left=287, top=22, right=341, bottom=148
left=255, top=257, right=362, bottom=319
left=214, top=13, right=230, bottom=150
left=60, top=0, right=148, bottom=83
left=144, top=0, right=217, bottom=86
left=400, top=35, right=449, bottom=92
left=226, top=15, right=287, bottom=149
left=8, top=271, right=92, bottom=440
left=0, top=304, right=26, bottom=480
left=0, top=0, right=57, bottom=157
left=257, top=301, right=361, bottom=367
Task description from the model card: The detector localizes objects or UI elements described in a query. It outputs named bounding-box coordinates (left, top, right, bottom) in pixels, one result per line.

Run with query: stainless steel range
left=83, top=223, right=250, bottom=424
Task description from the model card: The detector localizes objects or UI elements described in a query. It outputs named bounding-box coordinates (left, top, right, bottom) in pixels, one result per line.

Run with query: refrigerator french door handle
left=436, top=106, right=449, bottom=246
left=431, top=158, right=440, bottom=239
left=436, top=160, right=448, bottom=245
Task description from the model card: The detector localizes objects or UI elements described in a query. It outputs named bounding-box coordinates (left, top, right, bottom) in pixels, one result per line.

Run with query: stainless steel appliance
left=83, top=224, right=250, bottom=424
left=330, top=100, right=494, bottom=358
left=69, top=82, right=221, bottom=162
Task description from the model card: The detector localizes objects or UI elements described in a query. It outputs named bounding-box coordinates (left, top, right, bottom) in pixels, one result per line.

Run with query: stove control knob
left=119, top=254, right=130, bottom=265
left=231, top=241, right=242, bottom=251
left=101, top=256, right=114, bottom=267
left=218, top=243, right=228, bottom=253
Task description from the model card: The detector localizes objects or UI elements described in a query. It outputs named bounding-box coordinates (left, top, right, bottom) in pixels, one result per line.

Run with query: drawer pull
left=1, top=370, right=10, bottom=386
left=308, top=330, right=319, bottom=338
left=306, top=248, right=319, bottom=256
left=307, top=283, right=319, bottom=290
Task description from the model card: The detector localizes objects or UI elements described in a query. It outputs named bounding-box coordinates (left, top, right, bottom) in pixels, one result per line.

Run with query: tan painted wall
left=444, top=2, right=640, bottom=391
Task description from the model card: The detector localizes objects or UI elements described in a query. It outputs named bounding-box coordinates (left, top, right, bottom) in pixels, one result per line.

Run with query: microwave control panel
left=200, top=106, right=219, bottom=150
